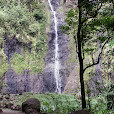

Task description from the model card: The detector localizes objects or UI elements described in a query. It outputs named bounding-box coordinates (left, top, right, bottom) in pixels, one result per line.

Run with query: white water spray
left=48, top=0, right=61, bottom=93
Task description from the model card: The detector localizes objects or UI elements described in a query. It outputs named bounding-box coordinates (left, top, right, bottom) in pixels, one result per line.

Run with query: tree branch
left=91, top=2, right=102, bottom=18
left=81, top=2, right=102, bottom=24
left=83, top=37, right=111, bottom=72
left=91, top=52, right=94, bottom=63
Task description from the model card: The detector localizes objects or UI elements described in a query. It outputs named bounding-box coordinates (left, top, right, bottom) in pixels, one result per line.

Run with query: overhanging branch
left=83, top=37, right=111, bottom=72
left=81, top=2, right=102, bottom=24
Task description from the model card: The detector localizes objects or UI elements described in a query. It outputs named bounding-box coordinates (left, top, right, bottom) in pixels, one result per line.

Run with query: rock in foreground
left=22, top=98, right=40, bottom=114
left=0, top=109, right=3, bottom=113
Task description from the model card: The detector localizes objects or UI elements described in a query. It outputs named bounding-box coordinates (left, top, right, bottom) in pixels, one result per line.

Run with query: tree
left=62, top=0, right=113, bottom=109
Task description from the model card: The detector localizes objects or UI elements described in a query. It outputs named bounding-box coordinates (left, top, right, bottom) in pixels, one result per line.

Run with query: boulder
left=70, top=110, right=90, bottom=114
left=5, top=94, right=10, bottom=100
left=25, top=109, right=38, bottom=114
left=7, top=103, right=13, bottom=109
left=22, top=98, right=40, bottom=113
left=0, top=109, right=3, bottom=113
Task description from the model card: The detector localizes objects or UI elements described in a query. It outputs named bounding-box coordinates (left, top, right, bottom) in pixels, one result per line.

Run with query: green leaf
left=67, top=9, right=75, bottom=18
left=84, top=48, right=94, bottom=52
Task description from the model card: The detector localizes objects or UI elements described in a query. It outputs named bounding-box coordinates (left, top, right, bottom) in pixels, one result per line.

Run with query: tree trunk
left=78, top=44, right=86, bottom=109
left=77, top=0, right=86, bottom=109
left=79, top=58, right=86, bottom=109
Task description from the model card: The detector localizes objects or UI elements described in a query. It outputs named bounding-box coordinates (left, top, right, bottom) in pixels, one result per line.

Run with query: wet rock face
left=3, top=35, right=42, bottom=94
left=43, top=32, right=56, bottom=93
left=43, top=70, right=56, bottom=92
left=3, top=69, right=43, bottom=94
left=43, top=0, right=69, bottom=93
left=50, top=0, right=60, bottom=11
left=4, top=69, right=18, bottom=94
left=3, top=0, right=70, bottom=94
left=46, top=32, right=55, bottom=65
left=4, top=36, right=21, bottom=62
left=4, top=36, right=31, bottom=62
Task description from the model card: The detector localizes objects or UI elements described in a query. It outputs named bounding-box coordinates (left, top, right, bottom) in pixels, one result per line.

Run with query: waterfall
left=48, top=0, right=61, bottom=93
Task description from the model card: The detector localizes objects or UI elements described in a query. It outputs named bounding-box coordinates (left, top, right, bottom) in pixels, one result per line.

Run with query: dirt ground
left=1, top=109, right=25, bottom=114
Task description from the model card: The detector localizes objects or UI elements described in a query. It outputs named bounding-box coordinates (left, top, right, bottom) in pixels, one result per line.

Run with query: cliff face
left=3, top=36, right=44, bottom=93
left=3, top=69, right=43, bottom=94
left=2, top=0, right=70, bottom=94
left=43, top=0, right=70, bottom=93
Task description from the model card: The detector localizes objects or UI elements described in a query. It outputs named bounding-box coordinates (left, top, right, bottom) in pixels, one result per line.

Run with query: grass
left=1, top=92, right=113, bottom=114
left=89, top=94, right=114, bottom=114
left=10, top=93, right=81, bottom=114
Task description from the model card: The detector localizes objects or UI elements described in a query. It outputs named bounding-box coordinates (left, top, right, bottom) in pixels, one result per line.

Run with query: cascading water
left=48, top=0, right=61, bottom=93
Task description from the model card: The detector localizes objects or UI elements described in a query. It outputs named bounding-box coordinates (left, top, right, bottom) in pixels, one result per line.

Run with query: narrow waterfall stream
left=48, top=0, right=61, bottom=93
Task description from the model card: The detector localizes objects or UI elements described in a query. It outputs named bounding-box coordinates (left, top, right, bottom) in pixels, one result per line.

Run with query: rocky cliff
left=2, top=0, right=70, bottom=94
left=43, top=0, right=70, bottom=93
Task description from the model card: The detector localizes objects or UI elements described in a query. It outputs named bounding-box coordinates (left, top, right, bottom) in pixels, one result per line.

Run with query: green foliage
left=84, top=48, right=94, bottom=52
left=33, top=9, right=44, bottom=22
left=10, top=45, right=46, bottom=74
left=10, top=52, right=28, bottom=73
left=64, top=0, right=113, bottom=109
left=64, top=1, right=113, bottom=56
left=0, top=0, right=48, bottom=74
left=0, top=2, right=30, bottom=41
left=101, top=16, right=114, bottom=30
left=13, top=93, right=81, bottom=114
left=88, top=83, right=114, bottom=114
left=67, top=9, right=75, bottom=18
left=29, top=23, right=40, bottom=37
left=0, top=0, right=47, bottom=41
left=67, top=37, right=77, bottom=65
left=65, top=8, right=78, bottom=27
left=60, top=8, right=78, bottom=34
left=0, top=49, right=9, bottom=77
left=81, top=2, right=113, bottom=65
